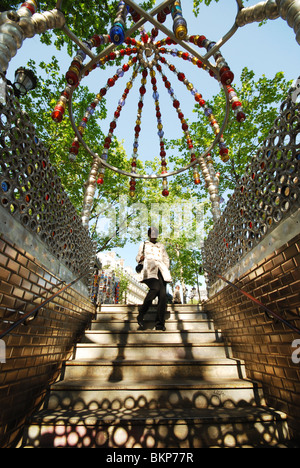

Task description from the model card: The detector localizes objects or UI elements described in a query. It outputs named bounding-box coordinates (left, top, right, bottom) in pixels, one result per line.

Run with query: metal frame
left=63, top=0, right=234, bottom=180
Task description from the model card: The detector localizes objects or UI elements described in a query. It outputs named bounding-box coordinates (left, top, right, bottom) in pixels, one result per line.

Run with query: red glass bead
left=157, top=11, right=166, bottom=23
left=197, top=35, right=206, bottom=47
left=231, top=101, right=242, bottom=110
left=237, top=111, right=246, bottom=122
left=97, top=178, right=104, bottom=185
left=51, top=109, right=63, bottom=123
left=70, top=146, right=78, bottom=155
left=173, top=100, right=180, bottom=109
left=66, top=70, right=79, bottom=86
left=21, top=2, right=35, bottom=14
left=162, top=189, right=169, bottom=197
left=92, top=35, right=101, bottom=46
left=220, top=69, right=234, bottom=85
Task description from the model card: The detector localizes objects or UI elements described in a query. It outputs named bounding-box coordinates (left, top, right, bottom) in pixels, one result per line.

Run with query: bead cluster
left=110, top=1, right=129, bottom=45
left=171, top=0, right=188, bottom=40
left=51, top=1, right=245, bottom=200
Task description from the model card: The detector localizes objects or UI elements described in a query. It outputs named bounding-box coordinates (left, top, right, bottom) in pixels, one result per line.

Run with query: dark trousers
left=139, top=271, right=167, bottom=326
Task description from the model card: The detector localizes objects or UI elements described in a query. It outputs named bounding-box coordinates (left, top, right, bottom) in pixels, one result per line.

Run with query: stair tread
left=52, top=378, right=260, bottom=390
left=67, top=358, right=241, bottom=365
left=28, top=405, right=287, bottom=425
left=75, top=341, right=225, bottom=347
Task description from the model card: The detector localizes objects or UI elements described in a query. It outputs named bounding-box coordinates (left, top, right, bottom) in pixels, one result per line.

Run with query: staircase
left=21, top=304, right=291, bottom=448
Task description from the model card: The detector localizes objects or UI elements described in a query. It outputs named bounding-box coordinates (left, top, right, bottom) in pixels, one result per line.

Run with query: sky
left=6, top=0, right=300, bottom=284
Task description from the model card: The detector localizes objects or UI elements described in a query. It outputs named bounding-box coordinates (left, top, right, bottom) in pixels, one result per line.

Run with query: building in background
left=94, top=251, right=147, bottom=305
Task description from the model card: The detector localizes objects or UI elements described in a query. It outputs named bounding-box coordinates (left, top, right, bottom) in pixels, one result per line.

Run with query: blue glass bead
left=110, top=23, right=125, bottom=45
left=1, top=181, right=9, bottom=192
left=207, top=41, right=216, bottom=51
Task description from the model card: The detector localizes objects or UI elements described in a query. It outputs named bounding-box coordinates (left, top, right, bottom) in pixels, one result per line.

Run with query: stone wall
left=0, top=81, right=96, bottom=448
left=0, top=230, right=95, bottom=448
left=205, top=229, right=300, bottom=438
left=203, top=79, right=300, bottom=440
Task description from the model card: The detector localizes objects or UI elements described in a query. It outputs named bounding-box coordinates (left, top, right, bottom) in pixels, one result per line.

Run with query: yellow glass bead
left=186, top=83, right=193, bottom=91
left=141, top=78, right=147, bottom=85
left=127, top=82, right=133, bottom=89
left=57, top=100, right=66, bottom=109
left=69, top=66, right=79, bottom=75
left=130, top=191, right=135, bottom=198
left=175, top=25, right=187, bottom=40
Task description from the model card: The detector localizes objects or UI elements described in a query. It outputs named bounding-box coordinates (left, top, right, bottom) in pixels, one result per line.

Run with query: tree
left=193, top=0, right=251, bottom=16
left=19, top=57, right=139, bottom=253
left=168, top=68, right=292, bottom=199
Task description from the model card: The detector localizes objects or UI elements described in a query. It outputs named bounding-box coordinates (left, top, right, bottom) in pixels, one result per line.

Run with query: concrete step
left=90, top=319, right=214, bottom=331
left=95, top=311, right=209, bottom=322
left=81, top=329, right=222, bottom=345
left=74, top=342, right=230, bottom=361
left=46, top=379, right=267, bottom=411
left=62, top=358, right=246, bottom=382
left=99, top=304, right=205, bottom=314
left=95, top=304, right=208, bottom=322
left=22, top=406, right=290, bottom=448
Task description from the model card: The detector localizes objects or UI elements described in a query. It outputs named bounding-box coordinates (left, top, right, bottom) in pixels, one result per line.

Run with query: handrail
left=201, top=266, right=300, bottom=335
left=0, top=270, right=91, bottom=340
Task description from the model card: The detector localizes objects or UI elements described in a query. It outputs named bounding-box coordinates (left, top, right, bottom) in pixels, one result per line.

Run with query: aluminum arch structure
left=0, top=0, right=299, bottom=228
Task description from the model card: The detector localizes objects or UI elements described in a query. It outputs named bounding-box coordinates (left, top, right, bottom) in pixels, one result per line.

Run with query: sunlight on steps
left=21, top=305, right=292, bottom=448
